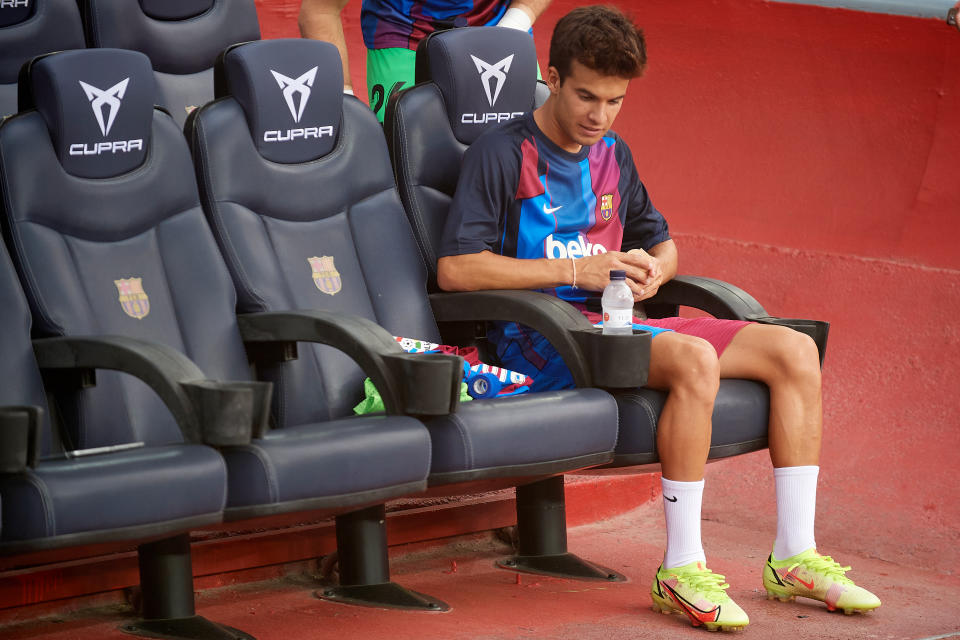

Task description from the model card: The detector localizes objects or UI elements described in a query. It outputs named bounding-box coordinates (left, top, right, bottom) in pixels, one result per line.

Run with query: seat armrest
left=643, top=276, right=770, bottom=320
left=644, top=276, right=829, bottom=365
left=32, top=336, right=265, bottom=445
left=0, top=406, right=43, bottom=472
left=429, top=290, right=650, bottom=388
left=237, top=310, right=462, bottom=416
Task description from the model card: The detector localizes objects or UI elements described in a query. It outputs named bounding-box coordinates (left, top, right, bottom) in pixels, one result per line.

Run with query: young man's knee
left=773, top=328, right=822, bottom=386
left=652, top=334, right=720, bottom=396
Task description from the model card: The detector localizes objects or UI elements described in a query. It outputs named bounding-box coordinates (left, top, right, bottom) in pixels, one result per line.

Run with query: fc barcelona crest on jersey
left=309, top=256, right=341, bottom=295
left=600, top=194, right=614, bottom=221
left=114, top=278, right=150, bottom=320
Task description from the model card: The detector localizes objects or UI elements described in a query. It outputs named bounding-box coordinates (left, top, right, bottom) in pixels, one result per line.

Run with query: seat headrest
left=415, top=27, right=537, bottom=145
left=0, top=0, right=33, bottom=27
left=216, top=38, right=343, bottom=164
left=22, top=48, right=156, bottom=179
left=139, top=0, right=213, bottom=21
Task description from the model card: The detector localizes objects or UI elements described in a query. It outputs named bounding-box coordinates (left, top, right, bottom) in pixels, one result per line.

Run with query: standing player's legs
left=717, top=324, right=880, bottom=614
left=366, top=47, right=416, bottom=123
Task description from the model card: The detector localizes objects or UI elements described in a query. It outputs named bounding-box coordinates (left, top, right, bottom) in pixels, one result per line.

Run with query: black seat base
left=316, top=582, right=450, bottom=612
left=120, top=616, right=255, bottom=640
left=497, top=552, right=626, bottom=582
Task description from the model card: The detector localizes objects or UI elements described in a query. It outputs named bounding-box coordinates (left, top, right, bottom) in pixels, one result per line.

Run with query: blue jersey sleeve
left=438, top=130, right=520, bottom=258
left=616, top=138, right=671, bottom=252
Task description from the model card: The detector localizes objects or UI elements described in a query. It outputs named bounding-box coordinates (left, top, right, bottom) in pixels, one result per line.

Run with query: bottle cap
left=609, top=270, right=626, bottom=279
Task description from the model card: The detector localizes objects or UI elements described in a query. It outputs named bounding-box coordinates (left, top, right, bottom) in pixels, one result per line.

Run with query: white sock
left=773, top=465, right=819, bottom=561
left=662, top=477, right=706, bottom=569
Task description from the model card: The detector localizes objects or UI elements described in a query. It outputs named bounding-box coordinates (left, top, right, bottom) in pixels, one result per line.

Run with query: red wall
left=254, top=0, right=960, bottom=570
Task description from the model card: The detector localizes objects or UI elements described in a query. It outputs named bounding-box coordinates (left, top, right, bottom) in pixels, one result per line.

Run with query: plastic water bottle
left=601, top=270, right=633, bottom=335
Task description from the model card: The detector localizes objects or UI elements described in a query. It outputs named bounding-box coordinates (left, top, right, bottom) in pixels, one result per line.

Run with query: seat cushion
left=614, top=379, right=770, bottom=465
left=424, top=388, right=618, bottom=475
left=0, top=444, right=226, bottom=541
left=220, top=415, right=431, bottom=508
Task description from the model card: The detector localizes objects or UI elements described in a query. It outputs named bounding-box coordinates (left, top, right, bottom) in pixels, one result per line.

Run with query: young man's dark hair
left=548, top=5, right=647, bottom=82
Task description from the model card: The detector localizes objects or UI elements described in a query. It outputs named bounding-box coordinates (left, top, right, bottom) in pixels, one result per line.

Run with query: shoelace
left=793, top=554, right=854, bottom=585
left=674, top=568, right=731, bottom=602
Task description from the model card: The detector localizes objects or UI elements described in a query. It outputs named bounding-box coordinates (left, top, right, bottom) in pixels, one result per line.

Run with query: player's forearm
left=509, top=0, right=551, bottom=22
left=299, top=0, right=354, bottom=91
left=437, top=251, right=571, bottom=292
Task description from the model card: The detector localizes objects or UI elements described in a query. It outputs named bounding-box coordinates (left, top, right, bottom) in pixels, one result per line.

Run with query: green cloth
left=366, top=47, right=416, bottom=123
left=353, top=377, right=472, bottom=415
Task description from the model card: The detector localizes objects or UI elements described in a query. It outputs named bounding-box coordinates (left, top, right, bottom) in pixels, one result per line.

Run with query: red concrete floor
left=1, top=494, right=958, bottom=639
left=4, top=1, right=958, bottom=637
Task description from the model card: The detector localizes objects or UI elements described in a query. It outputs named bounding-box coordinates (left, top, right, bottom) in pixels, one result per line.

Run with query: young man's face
left=545, top=60, right=630, bottom=151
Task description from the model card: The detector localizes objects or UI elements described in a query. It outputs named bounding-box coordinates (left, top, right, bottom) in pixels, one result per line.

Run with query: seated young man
left=436, top=5, right=880, bottom=631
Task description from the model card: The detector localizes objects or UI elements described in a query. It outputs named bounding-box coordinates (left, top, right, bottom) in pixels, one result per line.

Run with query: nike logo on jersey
left=543, top=204, right=562, bottom=215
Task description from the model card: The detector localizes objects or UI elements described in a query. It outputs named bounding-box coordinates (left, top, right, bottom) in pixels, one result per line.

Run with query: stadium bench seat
left=0, top=191, right=244, bottom=635
left=80, top=0, right=260, bottom=128
left=386, top=28, right=828, bottom=487
left=0, top=0, right=85, bottom=117
left=184, top=38, right=638, bottom=592
left=0, top=46, right=438, bottom=624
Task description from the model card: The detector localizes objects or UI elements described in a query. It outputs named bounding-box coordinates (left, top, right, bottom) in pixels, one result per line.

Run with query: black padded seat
left=188, top=38, right=617, bottom=486
left=81, top=0, right=260, bottom=127
left=0, top=239, right=227, bottom=551
left=614, top=382, right=769, bottom=468
left=221, top=416, right=429, bottom=517
left=385, top=27, right=783, bottom=471
left=424, top=389, right=616, bottom=482
left=0, top=216, right=239, bottom=636
left=1, top=45, right=438, bottom=618
left=187, top=38, right=622, bottom=588
left=0, top=0, right=85, bottom=117
left=2, top=46, right=432, bottom=519
left=3, top=444, right=226, bottom=546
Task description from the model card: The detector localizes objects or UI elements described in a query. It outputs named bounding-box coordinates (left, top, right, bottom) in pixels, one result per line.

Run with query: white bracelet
left=497, top=6, right=533, bottom=31
left=570, top=257, right=577, bottom=289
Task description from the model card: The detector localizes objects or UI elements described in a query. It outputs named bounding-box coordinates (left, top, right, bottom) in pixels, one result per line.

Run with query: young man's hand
left=576, top=250, right=660, bottom=300
left=626, top=248, right=664, bottom=300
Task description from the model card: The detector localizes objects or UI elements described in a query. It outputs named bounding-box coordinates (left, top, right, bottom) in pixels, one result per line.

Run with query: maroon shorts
left=579, top=309, right=751, bottom=357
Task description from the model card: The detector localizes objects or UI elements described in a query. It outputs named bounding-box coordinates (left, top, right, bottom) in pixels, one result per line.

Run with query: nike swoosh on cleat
left=664, top=496, right=678, bottom=502
left=785, top=569, right=815, bottom=590
left=663, top=582, right=721, bottom=625
left=543, top=204, right=562, bottom=214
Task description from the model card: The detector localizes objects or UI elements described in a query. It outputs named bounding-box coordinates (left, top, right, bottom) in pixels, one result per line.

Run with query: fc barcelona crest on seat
left=114, top=277, right=150, bottom=319
left=309, top=256, right=341, bottom=295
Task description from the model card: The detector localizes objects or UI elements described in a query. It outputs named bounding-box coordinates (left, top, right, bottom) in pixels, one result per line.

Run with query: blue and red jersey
left=439, top=112, right=670, bottom=302
left=360, top=0, right=509, bottom=51
left=439, top=113, right=671, bottom=389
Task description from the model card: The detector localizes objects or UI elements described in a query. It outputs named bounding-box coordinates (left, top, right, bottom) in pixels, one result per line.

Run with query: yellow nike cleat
left=651, top=561, right=750, bottom=631
left=763, top=548, right=881, bottom=614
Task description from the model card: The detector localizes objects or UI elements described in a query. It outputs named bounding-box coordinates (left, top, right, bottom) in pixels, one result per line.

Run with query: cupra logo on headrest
left=78, top=78, right=129, bottom=137
left=263, top=66, right=333, bottom=144
left=70, top=77, right=143, bottom=157
left=470, top=54, right=513, bottom=107
left=0, top=1, right=30, bottom=8
left=461, top=54, right=523, bottom=126
left=270, top=66, right=318, bottom=123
